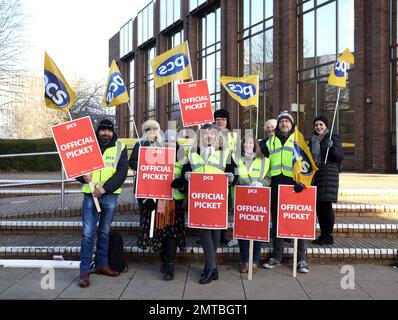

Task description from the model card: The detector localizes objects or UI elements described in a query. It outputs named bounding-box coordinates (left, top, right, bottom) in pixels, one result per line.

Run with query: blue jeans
left=80, top=194, right=118, bottom=273
left=239, top=240, right=262, bottom=263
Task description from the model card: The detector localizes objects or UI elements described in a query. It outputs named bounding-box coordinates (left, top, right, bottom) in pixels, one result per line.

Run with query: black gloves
left=171, top=178, right=184, bottom=189
left=143, top=199, right=156, bottom=211
left=294, top=183, right=304, bottom=193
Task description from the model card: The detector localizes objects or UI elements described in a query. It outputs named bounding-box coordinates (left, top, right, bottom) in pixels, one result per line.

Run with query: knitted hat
left=313, top=114, right=329, bottom=128
left=97, top=119, right=114, bottom=132
left=214, top=108, right=230, bottom=119
left=277, top=110, right=295, bottom=126
left=142, top=119, right=160, bottom=132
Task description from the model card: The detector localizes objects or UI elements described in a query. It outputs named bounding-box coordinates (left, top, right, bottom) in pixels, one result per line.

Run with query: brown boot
left=79, top=272, right=90, bottom=288
left=252, top=263, right=258, bottom=273
left=96, top=265, right=120, bottom=277
left=240, top=263, right=249, bottom=273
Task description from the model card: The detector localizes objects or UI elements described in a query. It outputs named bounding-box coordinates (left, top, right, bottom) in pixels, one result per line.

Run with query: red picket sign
left=188, top=173, right=228, bottom=229
left=277, top=185, right=317, bottom=239
left=135, top=147, right=175, bottom=200
left=233, top=186, right=271, bottom=242
left=51, top=116, right=104, bottom=179
left=177, top=80, right=214, bottom=127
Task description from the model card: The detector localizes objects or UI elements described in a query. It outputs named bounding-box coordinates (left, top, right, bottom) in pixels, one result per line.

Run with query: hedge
left=0, top=138, right=61, bottom=172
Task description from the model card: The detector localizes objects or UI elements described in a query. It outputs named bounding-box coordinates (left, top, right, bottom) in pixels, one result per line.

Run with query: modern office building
left=109, top=0, right=398, bottom=173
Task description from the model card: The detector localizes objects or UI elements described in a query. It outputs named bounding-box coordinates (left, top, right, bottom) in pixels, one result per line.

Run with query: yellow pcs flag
left=292, top=128, right=318, bottom=188
left=220, top=75, right=259, bottom=107
left=149, top=41, right=192, bottom=88
left=44, top=52, right=76, bottom=112
left=102, top=60, right=130, bottom=107
left=328, top=48, right=355, bottom=88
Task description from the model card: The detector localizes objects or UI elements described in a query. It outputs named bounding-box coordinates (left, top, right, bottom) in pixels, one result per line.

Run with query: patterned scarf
left=310, top=129, right=329, bottom=166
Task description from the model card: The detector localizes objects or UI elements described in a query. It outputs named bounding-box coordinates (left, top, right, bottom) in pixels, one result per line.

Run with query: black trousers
left=160, top=237, right=178, bottom=262
left=316, top=201, right=335, bottom=239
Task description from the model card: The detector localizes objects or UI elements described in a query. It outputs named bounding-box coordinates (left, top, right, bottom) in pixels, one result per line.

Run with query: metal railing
left=0, top=149, right=134, bottom=210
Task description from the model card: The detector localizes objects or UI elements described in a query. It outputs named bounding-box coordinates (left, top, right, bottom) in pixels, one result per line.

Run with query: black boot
left=199, top=268, right=218, bottom=284
left=160, top=250, right=167, bottom=273
left=163, top=262, right=175, bottom=281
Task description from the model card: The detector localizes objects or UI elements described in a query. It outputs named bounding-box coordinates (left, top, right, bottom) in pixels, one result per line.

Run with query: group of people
left=76, top=108, right=344, bottom=288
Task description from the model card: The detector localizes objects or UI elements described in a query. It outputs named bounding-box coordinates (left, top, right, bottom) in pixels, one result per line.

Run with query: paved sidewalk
left=0, top=263, right=397, bottom=300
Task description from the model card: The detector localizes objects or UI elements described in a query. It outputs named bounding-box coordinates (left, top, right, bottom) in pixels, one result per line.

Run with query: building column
left=353, top=0, right=391, bottom=172
left=272, top=0, right=297, bottom=117
left=220, top=0, right=239, bottom=129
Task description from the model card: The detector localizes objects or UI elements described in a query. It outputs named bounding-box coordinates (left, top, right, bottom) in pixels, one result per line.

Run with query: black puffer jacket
left=308, top=133, right=344, bottom=203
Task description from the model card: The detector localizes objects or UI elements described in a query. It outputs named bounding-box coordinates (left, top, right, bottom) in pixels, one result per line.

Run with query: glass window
left=144, top=47, right=156, bottom=120
left=120, top=19, right=133, bottom=58
left=239, top=0, right=274, bottom=138
left=297, top=0, right=354, bottom=142
left=167, top=30, right=185, bottom=125
left=198, top=8, right=221, bottom=109
left=137, top=2, right=154, bottom=46
left=190, top=0, right=207, bottom=12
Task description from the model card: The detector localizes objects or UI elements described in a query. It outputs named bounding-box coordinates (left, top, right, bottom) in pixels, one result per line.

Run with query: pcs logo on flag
left=293, top=143, right=314, bottom=176
left=106, top=73, right=126, bottom=105
left=226, top=82, right=257, bottom=100
left=44, top=71, right=71, bottom=108
left=333, top=60, right=347, bottom=78
left=155, top=53, right=189, bottom=77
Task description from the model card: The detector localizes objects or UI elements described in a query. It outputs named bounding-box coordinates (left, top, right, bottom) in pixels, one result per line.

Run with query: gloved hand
left=250, top=181, right=263, bottom=187
left=184, top=172, right=191, bottom=181
left=171, top=178, right=183, bottom=189
left=294, top=183, right=304, bottom=193
left=264, top=176, right=271, bottom=187
left=327, top=139, right=334, bottom=148
left=143, top=199, right=157, bottom=211
left=226, top=172, right=235, bottom=184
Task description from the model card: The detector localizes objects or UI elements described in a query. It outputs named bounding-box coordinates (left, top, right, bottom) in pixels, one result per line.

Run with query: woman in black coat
left=309, top=115, right=344, bottom=245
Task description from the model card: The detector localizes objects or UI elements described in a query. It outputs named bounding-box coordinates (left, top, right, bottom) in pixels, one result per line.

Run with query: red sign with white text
left=51, top=116, right=104, bottom=179
left=277, top=185, right=317, bottom=239
left=177, top=80, right=214, bottom=127
left=135, top=147, right=175, bottom=200
left=188, top=173, right=228, bottom=229
left=233, top=186, right=271, bottom=242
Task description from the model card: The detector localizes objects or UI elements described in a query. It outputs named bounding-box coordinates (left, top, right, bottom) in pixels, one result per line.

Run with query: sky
left=23, top=0, right=148, bottom=83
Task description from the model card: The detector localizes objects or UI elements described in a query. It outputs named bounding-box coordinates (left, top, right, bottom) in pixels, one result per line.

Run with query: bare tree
left=0, top=0, right=27, bottom=109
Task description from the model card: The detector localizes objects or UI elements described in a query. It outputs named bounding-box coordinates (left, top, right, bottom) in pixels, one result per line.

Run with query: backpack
left=108, top=231, right=128, bottom=273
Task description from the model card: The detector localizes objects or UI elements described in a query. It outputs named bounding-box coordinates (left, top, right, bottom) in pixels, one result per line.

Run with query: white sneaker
left=263, top=258, right=282, bottom=269
left=227, top=238, right=239, bottom=247
left=297, top=261, right=309, bottom=273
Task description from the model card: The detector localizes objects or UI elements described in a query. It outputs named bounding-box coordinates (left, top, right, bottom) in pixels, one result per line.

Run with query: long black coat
left=308, top=133, right=344, bottom=203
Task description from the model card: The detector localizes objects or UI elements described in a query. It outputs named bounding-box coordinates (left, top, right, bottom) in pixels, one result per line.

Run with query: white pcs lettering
left=158, top=56, right=186, bottom=76
left=44, top=75, right=68, bottom=105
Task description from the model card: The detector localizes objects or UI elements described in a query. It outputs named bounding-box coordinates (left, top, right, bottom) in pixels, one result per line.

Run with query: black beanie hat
left=214, top=108, right=230, bottom=119
left=97, top=119, right=114, bottom=132
left=313, top=115, right=329, bottom=128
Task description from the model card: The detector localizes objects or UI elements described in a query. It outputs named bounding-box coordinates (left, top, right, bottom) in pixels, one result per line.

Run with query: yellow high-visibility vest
left=82, top=141, right=126, bottom=194
left=188, top=149, right=230, bottom=173
left=236, top=156, right=270, bottom=185
left=266, top=135, right=294, bottom=177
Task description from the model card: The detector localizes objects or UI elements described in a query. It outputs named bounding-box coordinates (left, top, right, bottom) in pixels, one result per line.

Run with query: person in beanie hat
left=213, top=109, right=238, bottom=246
left=76, top=119, right=129, bottom=287
left=309, top=114, right=344, bottom=245
left=262, top=110, right=310, bottom=273
left=152, top=129, right=187, bottom=281
left=129, top=119, right=164, bottom=251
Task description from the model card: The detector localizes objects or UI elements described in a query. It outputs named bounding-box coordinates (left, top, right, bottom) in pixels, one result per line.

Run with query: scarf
left=310, top=129, right=329, bottom=166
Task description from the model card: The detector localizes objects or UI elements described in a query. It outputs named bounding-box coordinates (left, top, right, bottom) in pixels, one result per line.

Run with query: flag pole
left=127, top=101, right=142, bottom=146
left=248, top=240, right=254, bottom=281
left=293, top=238, right=298, bottom=278
left=324, top=87, right=341, bottom=164
left=255, top=76, right=260, bottom=139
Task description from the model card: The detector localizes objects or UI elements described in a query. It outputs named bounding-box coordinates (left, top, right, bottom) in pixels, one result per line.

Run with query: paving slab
left=356, top=280, right=398, bottom=300
left=183, top=264, right=245, bottom=300
left=56, top=264, right=139, bottom=300
left=0, top=269, right=78, bottom=300
left=298, top=279, right=371, bottom=300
